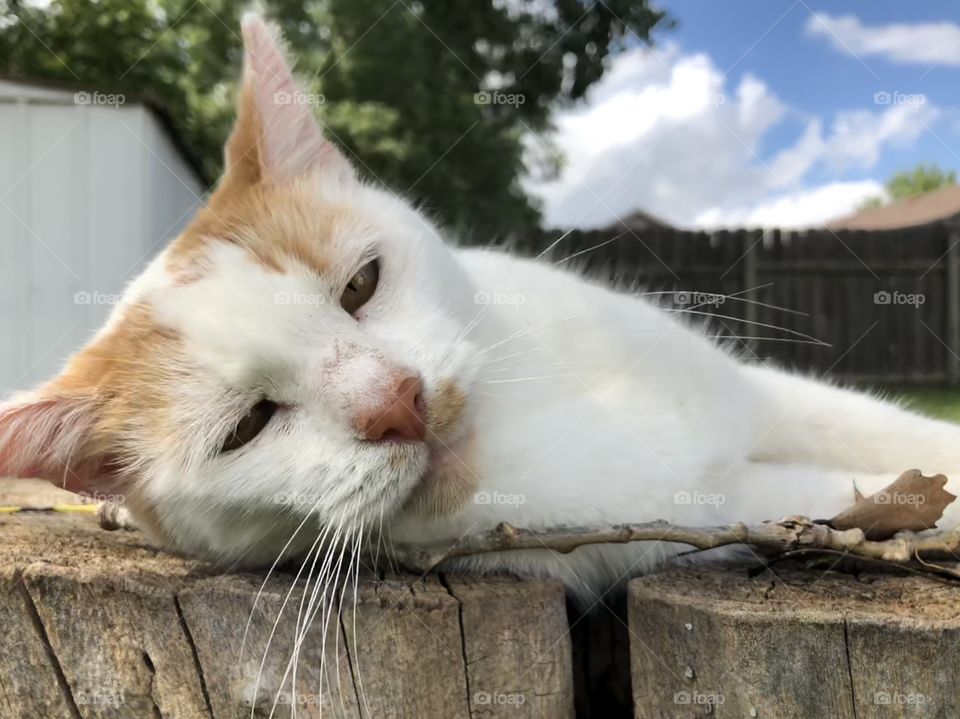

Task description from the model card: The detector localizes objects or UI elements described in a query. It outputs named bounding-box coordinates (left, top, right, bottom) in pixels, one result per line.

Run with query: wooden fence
left=518, top=221, right=960, bottom=385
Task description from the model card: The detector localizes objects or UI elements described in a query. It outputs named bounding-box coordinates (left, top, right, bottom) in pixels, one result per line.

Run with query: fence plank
left=525, top=223, right=953, bottom=385
left=947, top=229, right=960, bottom=385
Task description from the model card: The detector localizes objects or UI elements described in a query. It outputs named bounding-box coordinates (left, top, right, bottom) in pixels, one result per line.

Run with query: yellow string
left=54, top=504, right=99, bottom=514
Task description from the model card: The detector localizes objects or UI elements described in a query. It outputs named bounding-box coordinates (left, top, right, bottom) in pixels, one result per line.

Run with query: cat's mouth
left=401, top=431, right=478, bottom=518
left=366, top=376, right=476, bottom=518
left=426, top=432, right=473, bottom=477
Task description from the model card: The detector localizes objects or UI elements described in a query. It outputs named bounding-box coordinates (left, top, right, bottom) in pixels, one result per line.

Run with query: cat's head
left=0, top=16, right=483, bottom=564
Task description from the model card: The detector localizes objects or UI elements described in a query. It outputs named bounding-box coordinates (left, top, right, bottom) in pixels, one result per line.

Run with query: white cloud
left=525, top=43, right=937, bottom=230
left=694, top=180, right=884, bottom=229
left=805, top=13, right=960, bottom=66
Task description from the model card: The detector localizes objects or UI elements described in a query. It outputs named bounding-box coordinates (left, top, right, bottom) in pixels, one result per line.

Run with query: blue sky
left=528, top=0, right=960, bottom=229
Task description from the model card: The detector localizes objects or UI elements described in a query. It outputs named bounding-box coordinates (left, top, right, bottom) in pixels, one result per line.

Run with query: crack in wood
left=174, top=596, right=215, bottom=719
left=140, top=651, right=164, bottom=719
left=1, top=514, right=575, bottom=717
left=438, top=574, right=475, bottom=719
left=16, top=571, right=82, bottom=719
left=843, top=620, right=859, bottom=719
left=338, top=602, right=368, bottom=718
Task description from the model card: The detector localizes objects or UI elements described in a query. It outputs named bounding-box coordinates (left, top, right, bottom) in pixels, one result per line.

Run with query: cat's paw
left=97, top=500, right=137, bottom=531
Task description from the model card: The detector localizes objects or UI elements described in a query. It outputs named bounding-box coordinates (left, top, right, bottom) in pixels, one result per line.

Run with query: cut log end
left=0, top=513, right=574, bottom=718
left=628, top=563, right=960, bottom=718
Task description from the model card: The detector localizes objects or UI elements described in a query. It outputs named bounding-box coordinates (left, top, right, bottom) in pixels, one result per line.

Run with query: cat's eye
left=340, top=259, right=380, bottom=316
left=220, top=399, right=278, bottom=453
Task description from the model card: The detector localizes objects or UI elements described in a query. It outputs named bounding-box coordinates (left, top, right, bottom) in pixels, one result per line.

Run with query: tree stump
left=628, top=563, right=960, bottom=718
left=0, top=512, right=574, bottom=718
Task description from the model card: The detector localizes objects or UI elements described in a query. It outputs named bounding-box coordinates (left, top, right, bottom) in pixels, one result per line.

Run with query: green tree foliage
left=885, top=164, right=956, bottom=201
left=858, top=164, right=957, bottom=211
left=0, top=0, right=667, bottom=241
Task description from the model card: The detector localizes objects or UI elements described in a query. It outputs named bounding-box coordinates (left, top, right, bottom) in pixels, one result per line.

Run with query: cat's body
left=391, top=247, right=960, bottom=593
left=3, top=16, right=960, bottom=603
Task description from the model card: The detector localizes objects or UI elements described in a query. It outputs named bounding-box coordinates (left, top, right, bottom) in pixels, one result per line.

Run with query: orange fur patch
left=428, top=380, right=469, bottom=439
left=165, top=180, right=358, bottom=282
left=44, top=303, right=187, bottom=480
left=166, top=73, right=359, bottom=283
left=402, top=382, right=476, bottom=517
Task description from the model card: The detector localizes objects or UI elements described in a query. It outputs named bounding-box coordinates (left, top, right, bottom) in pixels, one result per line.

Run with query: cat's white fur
left=3, top=16, right=960, bottom=604
left=393, top=249, right=960, bottom=593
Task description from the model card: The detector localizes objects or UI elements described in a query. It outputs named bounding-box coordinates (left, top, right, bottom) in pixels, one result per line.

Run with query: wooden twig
left=389, top=516, right=960, bottom=574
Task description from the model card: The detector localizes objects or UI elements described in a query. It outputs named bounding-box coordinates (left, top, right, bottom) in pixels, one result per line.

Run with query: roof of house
left=0, top=75, right=210, bottom=187
left=827, top=184, right=960, bottom=231
left=604, top=209, right=674, bottom=232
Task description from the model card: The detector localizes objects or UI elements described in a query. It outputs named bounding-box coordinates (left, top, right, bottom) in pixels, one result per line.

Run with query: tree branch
left=389, top=517, right=960, bottom=574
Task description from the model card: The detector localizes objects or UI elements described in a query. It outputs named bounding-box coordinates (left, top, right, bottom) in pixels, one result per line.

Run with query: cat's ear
left=223, top=14, right=354, bottom=187
left=0, top=393, right=108, bottom=494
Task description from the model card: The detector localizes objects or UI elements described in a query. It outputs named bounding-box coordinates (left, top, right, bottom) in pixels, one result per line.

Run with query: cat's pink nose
left=356, top=373, right=426, bottom=442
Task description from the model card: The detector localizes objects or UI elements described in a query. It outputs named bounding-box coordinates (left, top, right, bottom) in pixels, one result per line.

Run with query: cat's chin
left=400, top=432, right=478, bottom=519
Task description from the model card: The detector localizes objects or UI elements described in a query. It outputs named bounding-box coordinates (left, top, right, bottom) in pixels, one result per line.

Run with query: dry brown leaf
left=828, top=469, right=956, bottom=540
left=852, top=481, right=864, bottom=503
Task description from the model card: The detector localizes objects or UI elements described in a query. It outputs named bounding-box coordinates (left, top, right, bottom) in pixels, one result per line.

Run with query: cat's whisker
left=553, top=231, right=628, bottom=265
left=372, top=500, right=386, bottom=575
left=338, top=519, right=369, bottom=718
left=665, top=308, right=829, bottom=346
left=477, top=355, right=544, bottom=379
left=376, top=496, right=403, bottom=577
left=272, top=504, right=353, bottom=719
left=333, top=515, right=366, bottom=713
left=484, top=373, right=577, bottom=384
left=252, top=532, right=324, bottom=719
left=289, top=538, right=350, bottom=719
left=288, top=518, right=336, bottom=716
left=637, top=286, right=807, bottom=317
left=252, top=505, right=338, bottom=719
left=482, top=358, right=587, bottom=376
left=481, top=363, right=533, bottom=375
left=304, top=559, right=342, bottom=718
left=484, top=346, right=541, bottom=364
left=385, top=521, right=402, bottom=576
left=310, top=497, right=364, bottom=707
left=310, top=535, right=347, bottom=718
left=456, top=304, right=490, bottom=343
left=479, top=314, right=584, bottom=354
left=532, top=228, right=576, bottom=262
left=306, top=513, right=360, bottom=717
left=240, top=506, right=323, bottom=665
left=708, top=335, right=830, bottom=345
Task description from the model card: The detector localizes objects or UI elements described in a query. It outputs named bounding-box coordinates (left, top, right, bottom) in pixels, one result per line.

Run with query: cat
left=2, top=15, right=960, bottom=602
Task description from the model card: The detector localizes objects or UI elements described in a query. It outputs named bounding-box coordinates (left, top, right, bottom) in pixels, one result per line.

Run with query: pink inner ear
left=241, top=15, right=347, bottom=183
left=0, top=396, right=100, bottom=493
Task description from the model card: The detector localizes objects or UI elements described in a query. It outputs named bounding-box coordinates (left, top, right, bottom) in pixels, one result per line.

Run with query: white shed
left=0, top=78, right=205, bottom=392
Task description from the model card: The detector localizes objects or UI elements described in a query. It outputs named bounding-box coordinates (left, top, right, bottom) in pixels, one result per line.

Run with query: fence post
left=742, top=230, right=760, bottom=356
left=948, top=226, right=960, bottom=385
